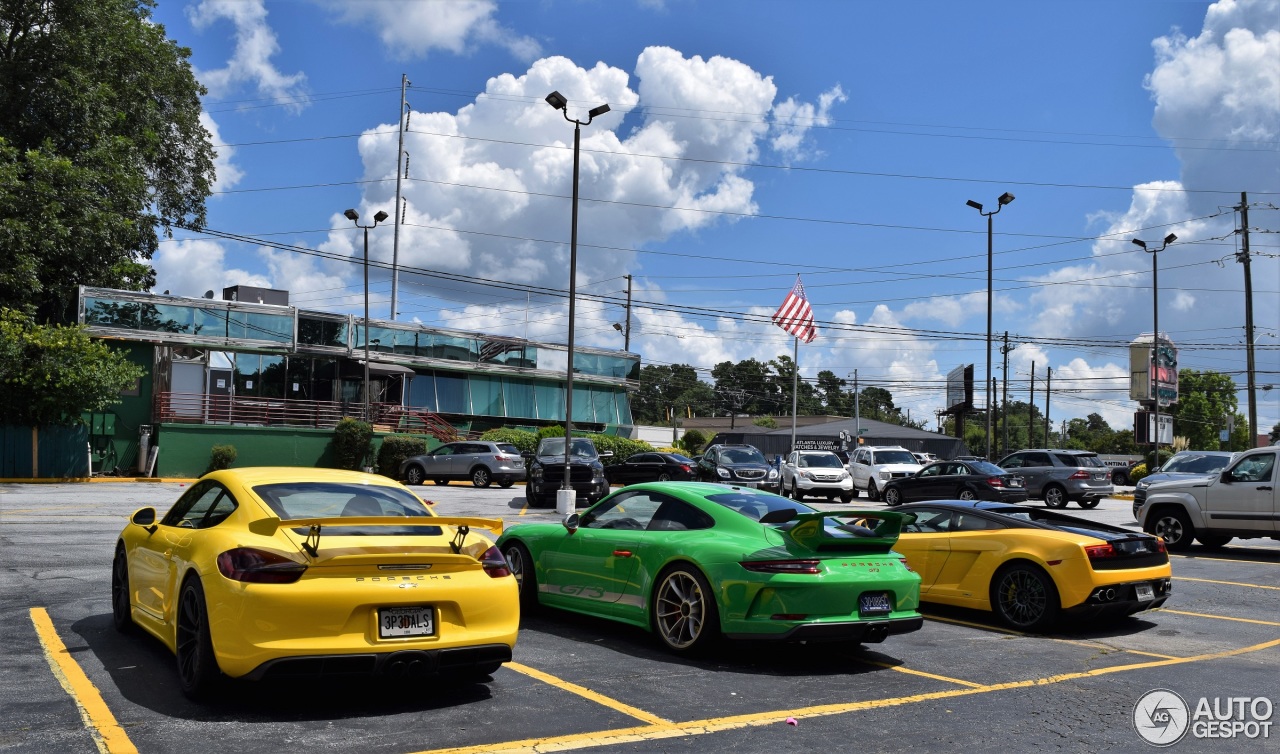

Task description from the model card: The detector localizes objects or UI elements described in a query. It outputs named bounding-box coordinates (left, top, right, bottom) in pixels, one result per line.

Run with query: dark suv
left=696, top=443, right=780, bottom=492
left=995, top=449, right=1114, bottom=509
left=523, top=437, right=613, bottom=508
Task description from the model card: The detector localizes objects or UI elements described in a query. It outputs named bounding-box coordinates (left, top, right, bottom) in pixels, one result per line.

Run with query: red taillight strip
left=1084, top=543, right=1117, bottom=560
left=480, top=545, right=512, bottom=578
left=740, top=559, right=822, bottom=574
left=217, top=548, right=307, bottom=584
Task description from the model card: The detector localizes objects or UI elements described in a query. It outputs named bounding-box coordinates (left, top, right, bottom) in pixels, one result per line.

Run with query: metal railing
left=153, top=392, right=458, bottom=439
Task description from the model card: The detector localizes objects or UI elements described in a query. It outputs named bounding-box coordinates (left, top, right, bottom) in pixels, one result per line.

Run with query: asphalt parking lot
left=2, top=480, right=1278, bottom=753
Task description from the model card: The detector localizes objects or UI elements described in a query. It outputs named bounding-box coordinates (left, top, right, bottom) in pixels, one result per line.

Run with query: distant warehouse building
left=74, top=286, right=639, bottom=477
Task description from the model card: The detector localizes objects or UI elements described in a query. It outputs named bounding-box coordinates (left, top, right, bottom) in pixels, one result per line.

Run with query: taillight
left=1084, top=544, right=1118, bottom=561
left=987, top=476, right=1005, bottom=488
left=1069, top=470, right=1091, bottom=480
left=1154, top=539, right=1167, bottom=554
left=740, top=559, right=821, bottom=574
left=480, top=546, right=511, bottom=578
left=217, top=548, right=307, bottom=584
left=680, top=464, right=691, bottom=472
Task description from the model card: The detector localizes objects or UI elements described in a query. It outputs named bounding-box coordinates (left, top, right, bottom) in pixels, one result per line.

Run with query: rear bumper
left=726, top=616, right=924, bottom=643
left=1062, top=578, right=1172, bottom=620
left=241, top=643, right=513, bottom=681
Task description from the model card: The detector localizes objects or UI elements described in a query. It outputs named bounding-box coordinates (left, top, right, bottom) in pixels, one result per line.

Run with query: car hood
left=875, top=463, right=922, bottom=473
left=1137, top=471, right=1218, bottom=489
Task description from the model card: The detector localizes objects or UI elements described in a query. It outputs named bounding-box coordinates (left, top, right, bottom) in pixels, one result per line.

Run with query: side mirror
left=599, top=451, right=614, bottom=459
left=131, top=507, right=156, bottom=526
left=563, top=513, right=580, bottom=532
left=1220, top=471, right=1233, bottom=484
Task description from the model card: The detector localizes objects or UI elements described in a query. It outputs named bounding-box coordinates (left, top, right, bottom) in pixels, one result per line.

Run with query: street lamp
left=1131, top=233, right=1177, bottom=459
left=345, top=208, right=389, bottom=432
left=967, top=191, right=1014, bottom=460
left=546, top=90, right=609, bottom=515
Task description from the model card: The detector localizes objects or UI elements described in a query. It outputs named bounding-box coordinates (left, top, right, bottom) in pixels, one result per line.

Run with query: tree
left=1167, top=369, right=1239, bottom=450
left=814, top=370, right=850, bottom=415
left=766, top=355, right=821, bottom=415
left=0, top=308, right=144, bottom=426
left=0, top=0, right=215, bottom=323
left=1271, top=423, right=1280, bottom=444
left=712, top=359, right=773, bottom=417
left=632, top=364, right=704, bottom=424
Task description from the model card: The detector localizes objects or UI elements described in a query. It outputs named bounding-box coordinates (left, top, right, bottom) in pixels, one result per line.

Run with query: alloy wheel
left=654, top=570, right=707, bottom=650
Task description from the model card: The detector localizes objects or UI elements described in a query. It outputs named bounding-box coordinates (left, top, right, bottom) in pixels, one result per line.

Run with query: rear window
left=705, top=489, right=814, bottom=521
left=1053, top=453, right=1101, bottom=467
left=253, top=482, right=441, bottom=536
left=497, top=444, right=521, bottom=455
left=970, top=461, right=1006, bottom=475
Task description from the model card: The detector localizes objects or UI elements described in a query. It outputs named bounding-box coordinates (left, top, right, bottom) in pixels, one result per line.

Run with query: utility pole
left=1000, top=331, right=1011, bottom=456
left=1029, top=361, right=1036, bottom=448
left=623, top=274, right=632, bottom=351
left=390, top=73, right=410, bottom=319
left=1238, top=192, right=1258, bottom=445
left=1044, top=367, right=1052, bottom=444
left=852, top=369, right=860, bottom=438
left=990, top=377, right=998, bottom=459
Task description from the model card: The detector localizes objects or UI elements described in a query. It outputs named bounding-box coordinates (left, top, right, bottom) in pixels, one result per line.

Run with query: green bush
left=377, top=435, right=426, bottom=478
left=585, top=434, right=653, bottom=466
left=333, top=418, right=374, bottom=470
left=208, top=444, right=237, bottom=472
left=1143, top=448, right=1173, bottom=472
left=480, top=428, right=539, bottom=454
left=677, top=429, right=708, bottom=456
left=1129, top=463, right=1149, bottom=484
left=536, top=425, right=565, bottom=440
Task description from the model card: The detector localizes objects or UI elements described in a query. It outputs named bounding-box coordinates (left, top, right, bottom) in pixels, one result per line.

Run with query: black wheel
left=1077, top=499, right=1100, bottom=509
left=1148, top=507, right=1195, bottom=551
left=502, top=541, right=538, bottom=613
left=990, top=563, right=1060, bottom=631
left=471, top=467, right=492, bottom=488
left=1043, top=485, right=1068, bottom=509
left=849, top=487, right=859, bottom=499
left=883, top=487, right=902, bottom=506
left=956, top=488, right=977, bottom=501
left=658, top=472, right=672, bottom=482
left=111, top=546, right=134, bottom=634
left=840, top=492, right=854, bottom=504
left=1196, top=534, right=1231, bottom=549
left=651, top=564, right=719, bottom=653
left=433, top=479, right=449, bottom=486
left=1113, top=471, right=1130, bottom=486
left=498, top=480, right=514, bottom=489
left=175, top=577, right=222, bottom=699
left=403, top=465, right=425, bottom=485
left=790, top=481, right=804, bottom=501
left=867, top=481, right=880, bottom=502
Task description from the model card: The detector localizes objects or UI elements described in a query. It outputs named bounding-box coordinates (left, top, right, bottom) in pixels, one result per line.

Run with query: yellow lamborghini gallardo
left=892, top=501, right=1172, bottom=631
left=112, top=468, right=518, bottom=699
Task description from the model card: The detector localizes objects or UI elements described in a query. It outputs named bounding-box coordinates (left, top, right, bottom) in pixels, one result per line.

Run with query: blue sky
left=147, top=0, right=1280, bottom=436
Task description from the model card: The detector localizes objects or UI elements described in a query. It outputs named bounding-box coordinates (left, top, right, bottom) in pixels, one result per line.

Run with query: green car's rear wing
left=784, top=510, right=916, bottom=552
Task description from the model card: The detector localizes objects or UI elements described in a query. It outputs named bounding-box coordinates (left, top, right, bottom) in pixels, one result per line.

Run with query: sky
left=146, top=0, right=1280, bottom=438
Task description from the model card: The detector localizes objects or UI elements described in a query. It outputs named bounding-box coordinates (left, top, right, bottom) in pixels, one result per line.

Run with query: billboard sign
left=1129, top=334, right=1178, bottom=407
left=946, top=364, right=974, bottom=411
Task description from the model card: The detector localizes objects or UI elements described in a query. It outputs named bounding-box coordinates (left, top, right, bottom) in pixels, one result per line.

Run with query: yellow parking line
left=416, top=638, right=1280, bottom=754
left=854, top=659, right=984, bottom=688
left=29, top=608, right=136, bottom=754
left=1158, top=608, right=1280, bottom=627
left=518, top=504, right=528, bottom=516
left=924, top=615, right=1180, bottom=660
left=505, top=662, right=671, bottom=725
left=1175, top=576, right=1280, bottom=591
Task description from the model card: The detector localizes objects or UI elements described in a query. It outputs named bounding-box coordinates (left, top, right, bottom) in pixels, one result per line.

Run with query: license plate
left=1009, top=479, right=1022, bottom=487
left=378, top=606, right=435, bottom=638
left=859, top=592, right=892, bottom=616
left=1135, top=584, right=1155, bottom=603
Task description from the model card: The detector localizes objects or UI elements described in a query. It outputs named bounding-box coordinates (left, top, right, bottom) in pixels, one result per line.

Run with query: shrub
left=752, top=416, right=778, bottom=429
left=208, top=444, right=237, bottom=472
left=536, top=425, right=565, bottom=440
left=1128, top=462, right=1149, bottom=484
left=333, top=418, right=374, bottom=470
left=377, top=435, right=426, bottom=478
left=480, top=428, right=539, bottom=454
left=677, top=428, right=707, bottom=456
left=585, top=434, right=653, bottom=466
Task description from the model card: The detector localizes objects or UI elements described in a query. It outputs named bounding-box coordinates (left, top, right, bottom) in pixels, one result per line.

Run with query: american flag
left=772, top=275, right=817, bottom=343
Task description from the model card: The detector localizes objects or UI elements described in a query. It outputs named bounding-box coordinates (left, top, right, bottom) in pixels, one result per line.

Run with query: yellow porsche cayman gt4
left=111, top=468, right=518, bottom=699
left=892, top=501, right=1172, bottom=631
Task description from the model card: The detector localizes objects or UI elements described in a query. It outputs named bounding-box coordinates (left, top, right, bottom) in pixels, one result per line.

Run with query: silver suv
left=780, top=450, right=854, bottom=502
left=995, top=449, right=1114, bottom=509
left=399, top=441, right=526, bottom=488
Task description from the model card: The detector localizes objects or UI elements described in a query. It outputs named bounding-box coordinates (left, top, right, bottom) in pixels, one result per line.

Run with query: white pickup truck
left=1135, top=447, right=1278, bottom=550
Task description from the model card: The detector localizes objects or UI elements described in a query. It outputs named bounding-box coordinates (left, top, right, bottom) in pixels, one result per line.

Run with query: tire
left=1043, top=485, right=1068, bottom=509
left=524, top=482, right=538, bottom=507
left=1113, top=471, right=1130, bottom=486
left=658, top=473, right=672, bottom=482
left=111, top=546, right=134, bottom=634
left=1077, top=499, right=1100, bottom=509
left=433, top=479, right=449, bottom=486
left=849, top=487, right=859, bottom=499
left=403, top=465, right=425, bottom=485
left=175, top=577, right=222, bottom=700
left=867, top=481, right=880, bottom=502
left=956, top=488, right=977, bottom=501
left=790, top=481, right=804, bottom=501
left=498, top=480, right=514, bottom=489
left=471, top=467, right=492, bottom=488
left=1148, top=507, right=1195, bottom=551
left=883, top=487, right=902, bottom=507
left=990, top=563, right=1060, bottom=631
left=502, top=541, right=538, bottom=613
left=1195, top=534, right=1231, bottom=549
left=651, top=564, right=720, bottom=654
left=840, top=492, right=854, bottom=504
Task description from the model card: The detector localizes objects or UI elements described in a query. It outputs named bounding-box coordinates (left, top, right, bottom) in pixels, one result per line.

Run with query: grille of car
left=811, top=472, right=844, bottom=482
left=541, top=466, right=594, bottom=484
left=889, top=472, right=912, bottom=479
left=733, top=468, right=766, bottom=481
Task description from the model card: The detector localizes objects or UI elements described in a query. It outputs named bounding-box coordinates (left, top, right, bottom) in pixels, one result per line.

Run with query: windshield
left=705, top=489, right=816, bottom=521
left=717, top=447, right=766, bottom=464
left=799, top=453, right=844, bottom=468
left=970, top=461, right=1006, bottom=475
left=537, top=438, right=598, bottom=459
left=874, top=450, right=917, bottom=465
left=1161, top=454, right=1232, bottom=474
left=253, top=482, right=440, bottom=536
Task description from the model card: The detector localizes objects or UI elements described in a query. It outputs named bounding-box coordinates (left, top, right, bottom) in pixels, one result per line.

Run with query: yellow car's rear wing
left=250, top=515, right=504, bottom=557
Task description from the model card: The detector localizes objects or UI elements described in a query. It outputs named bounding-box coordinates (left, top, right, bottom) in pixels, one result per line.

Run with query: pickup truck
left=1135, top=447, right=1278, bottom=550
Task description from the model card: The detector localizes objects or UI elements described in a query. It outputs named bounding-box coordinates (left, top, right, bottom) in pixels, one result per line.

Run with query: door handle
left=1258, top=486, right=1273, bottom=491
left=612, top=550, right=633, bottom=557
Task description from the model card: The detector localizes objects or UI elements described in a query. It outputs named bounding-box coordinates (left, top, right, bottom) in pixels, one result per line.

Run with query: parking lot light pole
left=546, top=91, right=609, bottom=515
left=345, top=208, right=389, bottom=429
left=1131, top=233, right=1177, bottom=459
left=967, top=192, right=1014, bottom=460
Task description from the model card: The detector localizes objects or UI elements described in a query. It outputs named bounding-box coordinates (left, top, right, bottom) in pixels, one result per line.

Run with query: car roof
left=204, top=467, right=406, bottom=487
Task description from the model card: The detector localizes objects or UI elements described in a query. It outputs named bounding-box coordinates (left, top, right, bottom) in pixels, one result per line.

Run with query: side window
left=1053, top=454, right=1082, bottom=467
left=1027, top=453, right=1052, bottom=466
left=952, top=514, right=1000, bottom=532
left=203, top=490, right=239, bottom=528
left=433, top=445, right=456, bottom=457
left=581, top=491, right=663, bottom=530
left=163, top=484, right=226, bottom=529
left=1001, top=455, right=1023, bottom=469
left=1229, top=453, right=1275, bottom=483
left=161, top=482, right=212, bottom=527
left=919, top=465, right=941, bottom=477
left=856, top=451, right=869, bottom=466
left=903, top=509, right=952, bottom=533
left=648, top=496, right=715, bottom=532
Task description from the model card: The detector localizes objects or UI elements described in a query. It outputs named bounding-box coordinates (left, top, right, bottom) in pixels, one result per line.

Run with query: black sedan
left=605, top=452, right=698, bottom=485
left=882, top=460, right=1027, bottom=506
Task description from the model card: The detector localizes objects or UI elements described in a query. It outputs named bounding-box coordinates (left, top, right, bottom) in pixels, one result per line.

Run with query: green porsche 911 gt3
left=496, top=481, right=923, bottom=653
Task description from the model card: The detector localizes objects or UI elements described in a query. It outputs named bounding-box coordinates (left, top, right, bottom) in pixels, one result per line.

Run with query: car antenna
left=450, top=525, right=470, bottom=554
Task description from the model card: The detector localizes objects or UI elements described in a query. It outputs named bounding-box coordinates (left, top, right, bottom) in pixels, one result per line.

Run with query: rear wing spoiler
left=250, top=515, right=504, bottom=537
left=785, top=509, right=916, bottom=551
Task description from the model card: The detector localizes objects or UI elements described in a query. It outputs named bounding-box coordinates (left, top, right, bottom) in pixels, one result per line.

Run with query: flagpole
left=790, top=336, right=799, bottom=453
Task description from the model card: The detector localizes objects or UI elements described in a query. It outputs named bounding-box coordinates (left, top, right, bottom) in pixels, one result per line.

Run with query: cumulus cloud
left=199, top=113, right=243, bottom=193
left=151, top=239, right=271, bottom=297
left=771, top=85, right=847, bottom=160
left=188, top=0, right=308, bottom=109
left=322, top=0, right=540, bottom=61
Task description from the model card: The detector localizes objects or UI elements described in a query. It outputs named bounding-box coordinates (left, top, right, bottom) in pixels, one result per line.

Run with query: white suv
left=780, top=450, right=854, bottom=502
left=849, top=446, right=922, bottom=501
